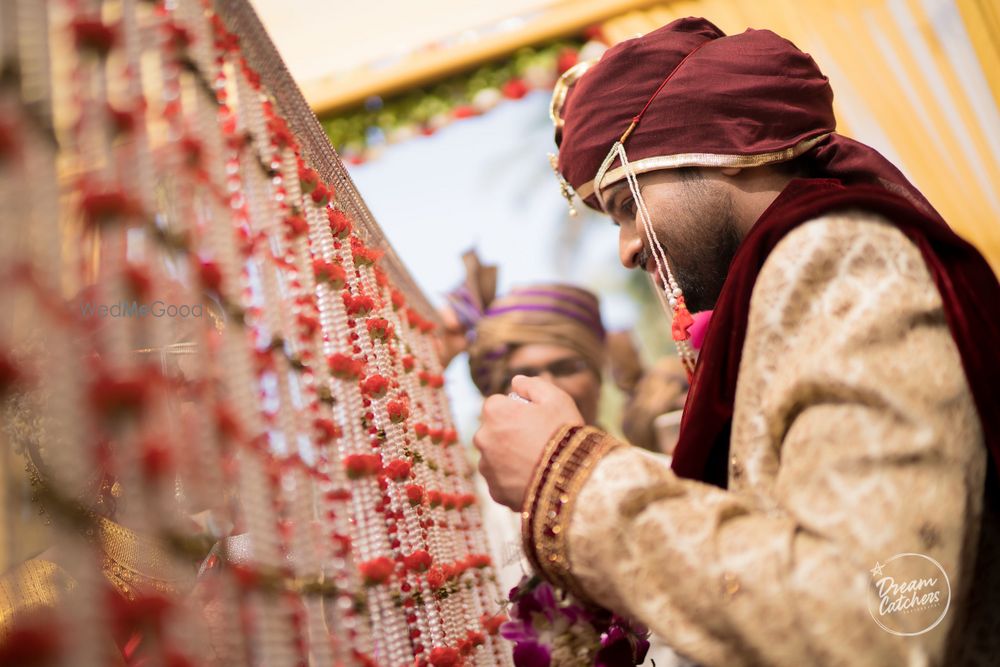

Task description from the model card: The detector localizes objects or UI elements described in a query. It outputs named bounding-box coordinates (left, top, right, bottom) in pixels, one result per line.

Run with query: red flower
left=413, top=422, right=429, bottom=439
left=214, top=405, right=241, bottom=441
left=0, top=618, right=62, bottom=666
left=351, top=238, right=382, bottom=267
left=481, top=613, right=507, bottom=635
left=419, top=371, right=444, bottom=389
left=180, top=136, right=202, bottom=169
left=310, top=183, right=331, bottom=208
left=425, top=566, right=447, bottom=590
left=358, top=557, right=395, bottom=585
left=198, top=260, right=224, bottom=293
left=404, top=484, right=424, bottom=506
left=403, top=550, right=433, bottom=573
left=458, top=494, right=476, bottom=509
left=0, top=118, right=18, bottom=162
left=556, top=48, right=579, bottom=74
left=407, top=310, right=425, bottom=330
left=387, top=400, right=409, bottom=424
left=90, top=370, right=151, bottom=422
left=373, top=268, right=389, bottom=289
left=583, top=24, right=605, bottom=42
left=452, top=105, right=478, bottom=119
left=671, top=302, right=695, bottom=342
left=71, top=18, right=118, bottom=56
left=465, top=630, right=485, bottom=647
left=384, top=459, right=412, bottom=481
left=299, top=166, right=319, bottom=194
left=0, top=352, right=23, bottom=398
left=427, top=490, right=442, bottom=508
left=314, top=418, right=341, bottom=444
left=401, top=355, right=416, bottom=373
left=164, top=21, right=192, bottom=51
left=467, top=553, right=491, bottom=569
left=314, top=259, right=346, bottom=288
left=285, top=214, right=309, bottom=238
left=268, top=116, right=294, bottom=150
left=390, top=289, right=405, bottom=311
left=429, top=428, right=444, bottom=445
left=328, top=209, right=353, bottom=239
left=328, top=353, right=364, bottom=380
left=360, top=374, right=390, bottom=398
left=108, top=590, right=173, bottom=635
left=352, top=650, right=379, bottom=667
left=123, top=264, right=152, bottom=299
left=501, top=78, right=529, bottom=100
left=80, top=187, right=141, bottom=227
left=140, top=436, right=173, bottom=479
left=107, top=103, right=136, bottom=136
left=442, top=429, right=458, bottom=447
left=367, top=317, right=392, bottom=342
left=428, top=646, right=460, bottom=667
left=297, top=312, right=320, bottom=338
left=344, top=294, right=375, bottom=316
left=343, top=453, right=382, bottom=479
left=333, top=533, right=352, bottom=555
left=441, top=493, right=457, bottom=511
left=326, top=489, right=352, bottom=502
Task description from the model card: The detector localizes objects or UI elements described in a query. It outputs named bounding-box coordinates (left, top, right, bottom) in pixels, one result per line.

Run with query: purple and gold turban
left=447, top=252, right=606, bottom=396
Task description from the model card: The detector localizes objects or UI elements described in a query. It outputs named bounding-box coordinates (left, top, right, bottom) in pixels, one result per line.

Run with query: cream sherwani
left=551, top=213, right=996, bottom=666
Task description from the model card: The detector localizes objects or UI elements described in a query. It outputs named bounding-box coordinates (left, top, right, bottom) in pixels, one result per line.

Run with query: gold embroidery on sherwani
left=542, top=214, right=994, bottom=666
left=0, top=560, right=76, bottom=640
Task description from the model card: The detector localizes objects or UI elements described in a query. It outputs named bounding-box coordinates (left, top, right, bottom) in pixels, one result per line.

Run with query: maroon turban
left=554, top=17, right=939, bottom=220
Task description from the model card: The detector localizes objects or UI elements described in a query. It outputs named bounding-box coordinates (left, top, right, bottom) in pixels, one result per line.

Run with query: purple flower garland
left=500, top=576, right=650, bottom=667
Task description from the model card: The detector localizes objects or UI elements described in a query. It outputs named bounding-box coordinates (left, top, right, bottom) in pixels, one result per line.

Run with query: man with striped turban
left=441, top=250, right=607, bottom=426
left=472, top=17, right=1000, bottom=667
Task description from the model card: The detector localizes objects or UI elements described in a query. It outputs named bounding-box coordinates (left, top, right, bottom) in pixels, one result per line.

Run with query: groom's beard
left=637, top=198, right=742, bottom=314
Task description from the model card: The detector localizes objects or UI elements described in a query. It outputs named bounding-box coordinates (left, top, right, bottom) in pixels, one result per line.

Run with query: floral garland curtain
left=0, top=1, right=510, bottom=666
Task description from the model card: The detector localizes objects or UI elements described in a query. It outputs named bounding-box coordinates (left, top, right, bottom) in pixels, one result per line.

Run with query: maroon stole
left=670, top=178, right=1000, bottom=488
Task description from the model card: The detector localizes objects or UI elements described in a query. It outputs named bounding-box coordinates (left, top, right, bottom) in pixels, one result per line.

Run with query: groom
left=473, top=17, right=1000, bottom=666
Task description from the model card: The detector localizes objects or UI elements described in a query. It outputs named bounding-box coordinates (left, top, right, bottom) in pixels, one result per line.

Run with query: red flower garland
left=344, top=454, right=382, bottom=479
left=359, top=557, right=395, bottom=586
left=328, top=353, right=364, bottom=380
left=360, top=374, right=390, bottom=398
left=383, top=459, right=412, bottom=481
left=314, top=259, right=346, bottom=288
left=367, top=317, right=392, bottom=342
left=404, top=484, right=424, bottom=506
left=387, top=400, right=409, bottom=424
left=328, top=209, right=353, bottom=239
left=403, top=550, right=433, bottom=573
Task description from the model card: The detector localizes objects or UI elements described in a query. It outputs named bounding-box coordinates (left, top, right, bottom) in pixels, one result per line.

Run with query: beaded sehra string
left=0, top=0, right=510, bottom=665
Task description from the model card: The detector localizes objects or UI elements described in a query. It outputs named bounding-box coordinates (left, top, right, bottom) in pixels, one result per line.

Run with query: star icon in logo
left=870, top=561, right=885, bottom=578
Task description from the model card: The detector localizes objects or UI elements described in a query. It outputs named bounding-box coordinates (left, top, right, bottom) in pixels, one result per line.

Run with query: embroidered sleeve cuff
left=520, top=425, right=622, bottom=602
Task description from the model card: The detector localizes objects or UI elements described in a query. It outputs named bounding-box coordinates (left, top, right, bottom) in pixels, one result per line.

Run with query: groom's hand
left=473, top=375, right=584, bottom=510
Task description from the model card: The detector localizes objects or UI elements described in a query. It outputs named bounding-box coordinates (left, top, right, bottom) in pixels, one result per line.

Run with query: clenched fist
left=472, top=375, right=584, bottom=510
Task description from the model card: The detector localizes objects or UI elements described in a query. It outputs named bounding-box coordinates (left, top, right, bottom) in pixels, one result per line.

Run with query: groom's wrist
left=521, top=424, right=622, bottom=601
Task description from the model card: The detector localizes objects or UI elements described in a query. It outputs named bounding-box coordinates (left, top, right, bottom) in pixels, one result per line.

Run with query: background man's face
left=607, top=169, right=742, bottom=313
left=502, top=343, right=601, bottom=425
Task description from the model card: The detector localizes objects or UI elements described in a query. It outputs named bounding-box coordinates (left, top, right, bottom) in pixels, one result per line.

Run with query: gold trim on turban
left=549, top=59, right=600, bottom=131
left=581, top=133, right=831, bottom=207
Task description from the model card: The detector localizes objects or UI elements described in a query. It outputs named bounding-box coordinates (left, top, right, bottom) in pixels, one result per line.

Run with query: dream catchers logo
left=868, top=553, right=951, bottom=637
